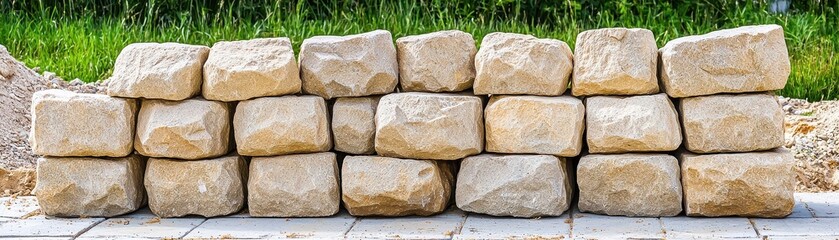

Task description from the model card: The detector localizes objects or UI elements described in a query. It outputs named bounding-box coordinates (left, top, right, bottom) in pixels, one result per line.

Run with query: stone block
left=572, top=28, right=659, bottom=96
left=202, top=38, right=301, bottom=101
left=681, top=93, right=784, bottom=153
left=248, top=152, right=340, bottom=217
left=484, top=95, right=584, bottom=157
left=375, top=92, right=483, bottom=160
left=474, top=32, right=573, bottom=96
left=585, top=93, right=682, bottom=153
left=135, top=98, right=231, bottom=159
left=234, top=95, right=331, bottom=156
left=30, top=89, right=136, bottom=157
left=332, top=97, right=379, bottom=154
left=299, top=30, right=398, bottom=99
left=396, top=30, right=476, bottom=92
left=144, top=156, right=247, bottom=218
left=107, top=42, right=209, bottom=100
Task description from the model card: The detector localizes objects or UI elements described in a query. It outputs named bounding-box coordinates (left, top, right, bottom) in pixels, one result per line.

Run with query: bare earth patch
left=780, top=96, right=839, bottom=192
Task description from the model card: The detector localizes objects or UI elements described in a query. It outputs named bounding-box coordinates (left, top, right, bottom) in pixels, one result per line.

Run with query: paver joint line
left=73, top=218, right=106, bottom=239
left=179, top=218, right=208, bottom=239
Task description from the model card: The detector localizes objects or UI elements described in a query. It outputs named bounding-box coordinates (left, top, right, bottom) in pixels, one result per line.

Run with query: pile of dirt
left=0, top=44, right=106, bottom=196
left=781, top=96, right=839, bottom=192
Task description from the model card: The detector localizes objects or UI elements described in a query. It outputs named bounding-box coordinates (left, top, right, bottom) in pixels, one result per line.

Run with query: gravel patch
left=780, top=96, right=839, bottom=192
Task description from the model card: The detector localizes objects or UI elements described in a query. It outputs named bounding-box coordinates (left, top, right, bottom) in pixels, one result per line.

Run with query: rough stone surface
left=586, top=93, right=682, bottom=153
left=375, top=92, right=483, bottom=160
left=299, top=30, right=398, bottom=99
left=34, top=155, right=145, bottom=217
left=332, top=97, right=379, bottom=154
left=577, top=153, right=682, bottom=217
left=248, top=152, right=340, bottom=217
left=234, top=95, right=331, bottom=156
left=485, top=95, right=584, bottom=157
left=572, top=28, right=658, bottom=96
left=144, top=156, right=247, bottom=218
left=30, top=89, right=136, bottom=157
left=681, top=93, right=784, bottom=153
left=341, top=156, right=454, bottom=216
left=107, top=42, right=209, bottom=100
left=202, top=38, right=301, bottom=101
left=680, top=149, right=795, bottom=218
left=660, top=25, right=790, bottom=98
left=456, top=154, right=572, bottom=217
left=473, top=32, right=573, bottom=96
left=396, top=30, right=476, bottom=92
left=135, top=98, right=231, bottom=159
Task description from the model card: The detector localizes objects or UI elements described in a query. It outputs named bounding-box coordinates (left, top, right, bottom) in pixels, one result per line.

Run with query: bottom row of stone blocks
left=33, top=149, right=795, bottom=218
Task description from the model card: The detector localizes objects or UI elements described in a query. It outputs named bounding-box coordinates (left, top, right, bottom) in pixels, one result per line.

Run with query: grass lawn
left=0, top=1, right=836, bottom=100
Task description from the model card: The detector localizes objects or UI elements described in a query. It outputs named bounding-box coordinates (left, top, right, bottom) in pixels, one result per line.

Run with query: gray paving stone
left=754, top=218, right=839, bottom=237
left=0, top=215, right=104, bottom=237
left=661, top=216, right=758, bottom=239
left=789, top=195, right=815, bottom=218
left=77, top=214, right=204, bottom=239
left=571, top=212, right=664, bottom=239
left=767, top=236, right=839, bottom=240
left=0, top=196, right=40, bottom=218
left=346, top=208, right=467, bottom=240
left=183, top=211, right=355, bottom=239
left=798, top=192, right=839, bottom=218
left=454, top=213, right=571, bottom=239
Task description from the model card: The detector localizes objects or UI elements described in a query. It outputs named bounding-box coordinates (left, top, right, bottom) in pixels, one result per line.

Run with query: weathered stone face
left=572, top=28, right=659, bottom=96
left=34, top=155, right=145, bottom=217
left=660, top=25, right=790, bottom=98
left=577, top=153, right=682, bottom=217
left=299, top=30, right=398, bottom=99
left=144, top=156, right=247, bottom=218
left=455, top=154, right=572, bottom=218
left=135, top=98, right=231, bottom=160
left=332, top=97, right=379, bottom=154
left=396, top=30, right=476, bottom=92
left=473, top=32, right=573, bottom=96
left=585, top=93, right=682, bottom=153
left=680, top=93, right=784, bottom=153
left=202, top=38, right=301, bottom=101
left=484, top=95, right=584, bottom=157
left=680, top=149, right=795, bottom=218
left=248, top=152, right=340, bottom=217
left=341, top=156, right=453, bottom=216
left=375, top=92, right=483, bottom=160
left=107, top=42, right=209, bottom=100
left=234, top=95, right=331, bottom=156
left=30, top=89, right=136, bottom=157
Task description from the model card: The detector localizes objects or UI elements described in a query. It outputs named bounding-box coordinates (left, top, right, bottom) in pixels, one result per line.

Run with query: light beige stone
left=586, top=93, right=681, bottom=153
left=299, top=30, right=398, bottom=99
left=234, top=95, right=331, bottom=156
left=341, top=156, right=453, bottom=216
left=455, top=154, right=572, bottom=217
left=107, top=42, right=209, bottom=100
left=680, top=149, right=795, bottom=218
left=485, top=95, right=584, bottom=157
left=572, top=28, right=658, bottom=96
left=660, top=25, right=790, bottom=98
left=681, top=93, right=783, bottom=153
left=145, top=156, right=247, bottom=218
left=577, top=153, right=682, bottom=217
left=396, top=30, right=476, bottom=92
left=135, top=98, right=231, bottom=160
left=202, top=38, right=301, bottom=101
left=248, top=152, right=340, bottom=217
left=30, top=89, right=136, bottom=157
left=332, top=97, right=379, bottom=154
left=473, top=32, right=573, bottom=96
left=34, top=155, right=145, bottom=217
left=375, top=92, right=483, bottom=160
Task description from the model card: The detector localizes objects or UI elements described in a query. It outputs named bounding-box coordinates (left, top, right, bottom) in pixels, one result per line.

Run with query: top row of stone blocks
left=106, top=25, right=789, bottom=100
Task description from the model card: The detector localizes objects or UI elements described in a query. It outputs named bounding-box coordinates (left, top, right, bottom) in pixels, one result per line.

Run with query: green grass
left=0, top=1, right=837, bottom=100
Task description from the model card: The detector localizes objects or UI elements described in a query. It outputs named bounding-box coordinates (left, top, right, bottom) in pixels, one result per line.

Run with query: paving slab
left=766, top=236, right=839, bottom=240
left=789, top=195, right=815, bottom=218
left=0, top=215, right=104, bottom=237
left=346, top=208, right=467, bottom=240
left=183, top=211, right=355, bottom=239
left=77, top=213, right=204, bottom=239
left=754, top=218, right=839, bottom=237
left=661, top=216, right=758, bottom=239
left=571, top=212, right=664, bottom=239
left=454, top=213, right=571, bottom=239
left=797, top=192, right=839, bottom=218
left=0, top=196, right=40, bottom=218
